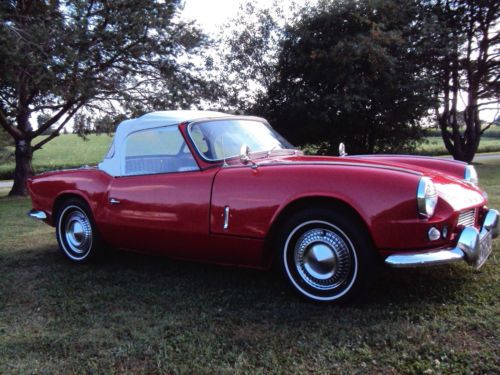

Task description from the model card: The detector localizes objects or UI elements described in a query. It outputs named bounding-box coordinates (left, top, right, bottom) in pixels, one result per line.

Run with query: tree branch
left=31, top=100, right=80, bottom=138
left=32, top=103, right=84, bottom=151
left=0, top=107, right=23, bottom=140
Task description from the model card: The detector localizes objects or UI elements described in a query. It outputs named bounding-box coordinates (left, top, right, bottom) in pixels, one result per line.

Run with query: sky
left=181, top=0, right=274, bottom=33
left=181, top=0, right=243, bottom=33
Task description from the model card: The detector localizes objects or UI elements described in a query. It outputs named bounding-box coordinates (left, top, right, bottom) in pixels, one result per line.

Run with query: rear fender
left=28, top=169, right=112, bottom=226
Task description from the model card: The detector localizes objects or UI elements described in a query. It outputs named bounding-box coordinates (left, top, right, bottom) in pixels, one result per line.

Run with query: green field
left=0, top=134, right=113, bottom=180
left=1, top=130, right=500, bottom=180
left=416, top=136, right=500, bottom=156
left=415, top=128, right=500, bottom=156
left=0, top=160, right=499, bottom=373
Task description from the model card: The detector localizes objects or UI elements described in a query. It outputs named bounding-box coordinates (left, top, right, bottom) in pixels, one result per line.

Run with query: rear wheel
left=55, top=198, right=106, bottom=263
left=276, top=207, right=377, bottom=303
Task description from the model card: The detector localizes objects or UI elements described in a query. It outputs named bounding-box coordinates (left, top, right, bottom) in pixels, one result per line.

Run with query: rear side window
left=124, top=126, right=198, bottom=176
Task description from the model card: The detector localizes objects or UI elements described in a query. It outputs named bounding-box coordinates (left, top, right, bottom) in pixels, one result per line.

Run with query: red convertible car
left=27, top=110, right=499, bottom=302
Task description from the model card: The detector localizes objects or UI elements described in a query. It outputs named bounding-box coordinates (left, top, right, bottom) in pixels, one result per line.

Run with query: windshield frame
left=186, top=117, right=294, bottom=163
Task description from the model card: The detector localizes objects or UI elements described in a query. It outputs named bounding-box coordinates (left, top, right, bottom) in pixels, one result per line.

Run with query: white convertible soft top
left=98, top=110, right=232, bottom=176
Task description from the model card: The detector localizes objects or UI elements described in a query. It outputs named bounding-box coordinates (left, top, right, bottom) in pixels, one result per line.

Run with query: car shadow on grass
left=3, top=243, right=487, bottom=321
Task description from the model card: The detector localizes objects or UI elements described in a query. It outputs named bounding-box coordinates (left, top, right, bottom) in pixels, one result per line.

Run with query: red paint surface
left=27, top=125, right=489, bottom=269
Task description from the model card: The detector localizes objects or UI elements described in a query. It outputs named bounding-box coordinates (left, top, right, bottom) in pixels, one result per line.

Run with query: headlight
left=417, top=177, right=438, bottom=219
left=464, top=165, right=478, bottom=185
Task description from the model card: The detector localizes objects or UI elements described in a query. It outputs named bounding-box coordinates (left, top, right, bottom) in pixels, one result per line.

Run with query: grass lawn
left=0, top=161, right=499, bottom=373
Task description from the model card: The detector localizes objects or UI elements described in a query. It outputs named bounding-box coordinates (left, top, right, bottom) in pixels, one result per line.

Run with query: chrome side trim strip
left=263, top=161, right=422, bottom=176
left=352, top=154, right=467, bottom=165
left=27, top=210, right=47, bottom=220
left=221, top=160, right=423, bottom=176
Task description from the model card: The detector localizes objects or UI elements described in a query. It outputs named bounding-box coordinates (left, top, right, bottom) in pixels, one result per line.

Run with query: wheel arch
left=52, top=192, right=93, bottom=225
left=263, top=196, right=375, bottom=268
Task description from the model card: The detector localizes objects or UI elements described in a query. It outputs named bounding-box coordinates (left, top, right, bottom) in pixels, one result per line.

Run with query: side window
left=124, top=126, right=198, bottom=176
left=190, top=125, right=209, bottom=154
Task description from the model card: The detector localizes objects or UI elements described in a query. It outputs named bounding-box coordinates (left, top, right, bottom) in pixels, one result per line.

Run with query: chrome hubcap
left=294, top=228, right=352, bottom=290
left=64, top=210, right=92, bottom=255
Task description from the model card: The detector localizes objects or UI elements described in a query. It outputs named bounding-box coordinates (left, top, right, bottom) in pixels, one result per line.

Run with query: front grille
left=457, top=209, right=476, bottom=227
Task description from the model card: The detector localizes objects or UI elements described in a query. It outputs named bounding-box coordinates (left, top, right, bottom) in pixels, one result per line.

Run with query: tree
left=258, top=0, right=435, bottom=154
left=73, top=113, right=93, bottom=139
left=94, top=113, right=126, bottom=135
left=215, top=2, right=296, bottom=111
left=37, top=114, right=53, bottom=135
left=430, top=0, right=499, bottom=162
left=0, top=127, right=13, bottom=165
left=0, top=0, right=207, bottom=195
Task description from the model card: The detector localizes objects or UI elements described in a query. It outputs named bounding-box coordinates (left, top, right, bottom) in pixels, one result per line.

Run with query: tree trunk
left=9, top=140, right=33, bottom=196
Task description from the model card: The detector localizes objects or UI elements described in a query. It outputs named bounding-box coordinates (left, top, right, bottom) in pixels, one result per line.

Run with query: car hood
left=262, top=154, right=436, bottom=175
left=258, top=154, right=486, bottom=211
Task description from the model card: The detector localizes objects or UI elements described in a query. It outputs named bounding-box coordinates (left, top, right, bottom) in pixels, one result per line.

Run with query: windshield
left=189, top=119, right=294, bottom=161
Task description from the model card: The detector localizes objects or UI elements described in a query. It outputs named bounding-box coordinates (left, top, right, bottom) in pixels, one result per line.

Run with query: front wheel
left=277, top=208, right=377, bottom=303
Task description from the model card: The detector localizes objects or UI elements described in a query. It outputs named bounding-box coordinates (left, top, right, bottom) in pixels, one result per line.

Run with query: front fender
left=210, top=163, right=425, bottom=250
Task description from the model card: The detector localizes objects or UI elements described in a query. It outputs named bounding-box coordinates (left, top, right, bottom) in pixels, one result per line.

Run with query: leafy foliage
left=428, top=0, right=500, bottom=162
left=255, top=0, right=434, bottom=154
left=0, top=127, right=13, bottom=165
left=218, top=0, right=499, bottom=157
left=94, top=114, right=127, bottom=135
left=0, top=127, right=11, bottom=148
left=218, top=1, right=436, bottom=154
left=0, top=0, right=208, bottom=194
left=214, top=2, right=297, bottom=111
left=72, top=114, right=93, bottom=139
left=72, top=113, right=126, bottom=138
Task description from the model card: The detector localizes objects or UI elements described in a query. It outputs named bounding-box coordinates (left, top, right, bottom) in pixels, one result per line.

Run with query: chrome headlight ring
left=417, top=177, right=438, bottom=219
left=464, top=165, right=478, bottom=186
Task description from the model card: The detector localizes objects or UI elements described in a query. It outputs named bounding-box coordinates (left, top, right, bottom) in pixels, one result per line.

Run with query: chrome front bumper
left=27, top=209, right=47, bottom=220
left=385, top=209, right=499, bottom=269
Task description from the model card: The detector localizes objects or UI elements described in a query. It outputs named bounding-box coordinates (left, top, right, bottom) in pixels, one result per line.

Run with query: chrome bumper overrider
left=27, top=209, right=47, bottom=220
left=385, top=209, right=499, bottom=269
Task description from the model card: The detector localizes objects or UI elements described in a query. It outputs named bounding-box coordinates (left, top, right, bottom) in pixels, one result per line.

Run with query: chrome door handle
left=109, top=198, right=120, bottom=205
left=223, top=206, right=230, bottom=229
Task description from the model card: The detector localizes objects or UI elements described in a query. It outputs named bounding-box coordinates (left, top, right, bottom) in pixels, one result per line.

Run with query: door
left=98, top=125, right=217, bottom=258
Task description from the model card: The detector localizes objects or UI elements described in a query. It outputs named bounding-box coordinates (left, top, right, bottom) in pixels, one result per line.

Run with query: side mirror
left=339, top=142, right=347, bottom=157
left=240, top=144, right=251, bottom=164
